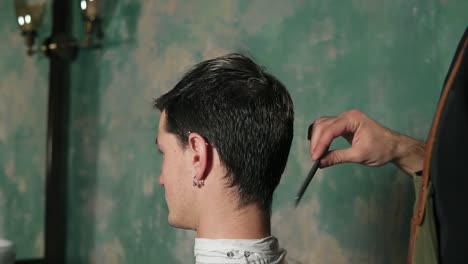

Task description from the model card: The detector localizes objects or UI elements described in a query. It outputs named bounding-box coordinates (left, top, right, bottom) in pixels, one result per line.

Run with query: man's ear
left=187, top=132, right=209, bottom=182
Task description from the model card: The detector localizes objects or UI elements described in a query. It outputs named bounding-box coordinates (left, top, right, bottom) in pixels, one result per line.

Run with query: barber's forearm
left=391, top=134, right=426, bottom=175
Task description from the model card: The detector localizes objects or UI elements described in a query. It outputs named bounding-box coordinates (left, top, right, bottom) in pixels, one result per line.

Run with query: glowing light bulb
left=80, top=0, right=87, bottom=10
left=25, top=14, right=31, bottom=24
left=18, top=16, right=25, bottom=26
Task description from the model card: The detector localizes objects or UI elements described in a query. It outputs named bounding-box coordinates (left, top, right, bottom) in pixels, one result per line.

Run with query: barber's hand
left=310, top=109, right=425, bottom=174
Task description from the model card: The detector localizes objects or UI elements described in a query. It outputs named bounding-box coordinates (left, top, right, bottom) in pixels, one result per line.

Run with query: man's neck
left=195, top=199, right=271, bottom=239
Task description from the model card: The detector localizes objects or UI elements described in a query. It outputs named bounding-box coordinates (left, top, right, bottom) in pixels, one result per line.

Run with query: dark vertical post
left=44, top=0, right=72, bottom=263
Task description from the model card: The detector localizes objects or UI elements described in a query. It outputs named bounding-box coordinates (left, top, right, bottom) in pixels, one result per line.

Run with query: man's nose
left=159, top=175, right=164, bottom=186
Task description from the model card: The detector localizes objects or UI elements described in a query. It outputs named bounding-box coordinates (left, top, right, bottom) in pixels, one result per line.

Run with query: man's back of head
left=155, top=52, right=294, bottom=214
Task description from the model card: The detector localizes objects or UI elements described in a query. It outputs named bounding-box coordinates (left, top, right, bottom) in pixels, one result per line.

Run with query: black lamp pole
left=43, top=0, right=72, bottom=262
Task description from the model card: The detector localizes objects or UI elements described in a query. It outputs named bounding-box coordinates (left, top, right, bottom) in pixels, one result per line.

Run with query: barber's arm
left=309, top=109, right=425, bottom=175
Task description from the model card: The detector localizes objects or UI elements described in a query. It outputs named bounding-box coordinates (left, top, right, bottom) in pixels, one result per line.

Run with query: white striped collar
left=194, top=236, right=287, bottom=264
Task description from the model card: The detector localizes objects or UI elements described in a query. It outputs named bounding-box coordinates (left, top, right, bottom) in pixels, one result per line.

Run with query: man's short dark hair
left=154, top=53, right=294, bottom=212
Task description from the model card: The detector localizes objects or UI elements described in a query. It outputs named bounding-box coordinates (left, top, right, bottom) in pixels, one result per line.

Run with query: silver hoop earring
left=192, top=176, right=197, bottom=187
left=198, top=180, right=205, bottom=187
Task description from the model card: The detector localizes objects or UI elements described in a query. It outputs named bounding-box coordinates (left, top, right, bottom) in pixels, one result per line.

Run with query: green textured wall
left=1, top=0, right=467, bottom=263
left=0, top=0, right=51, bottom=259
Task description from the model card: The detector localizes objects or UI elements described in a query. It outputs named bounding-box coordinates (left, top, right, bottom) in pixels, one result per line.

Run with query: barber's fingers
left=311, top=117, right=355, bottom=160
left=309, top=117, right=335, bottom=159
left=319, top=148, right=362, bottom=168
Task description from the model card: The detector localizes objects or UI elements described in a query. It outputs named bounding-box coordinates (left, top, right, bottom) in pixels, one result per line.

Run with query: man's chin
left=168, top=215, right=192, bottom=230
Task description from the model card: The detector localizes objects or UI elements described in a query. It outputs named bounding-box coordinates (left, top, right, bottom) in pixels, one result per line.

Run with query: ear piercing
left=192, top=176, right=205, bottom=187
left=187, top=131, right=210, bottom=146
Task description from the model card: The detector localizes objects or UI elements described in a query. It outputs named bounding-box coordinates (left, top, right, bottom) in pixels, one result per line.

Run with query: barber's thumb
left=319, top=149, right=357, bottom=168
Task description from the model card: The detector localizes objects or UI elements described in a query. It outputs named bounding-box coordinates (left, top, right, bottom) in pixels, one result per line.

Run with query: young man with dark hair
left=154, top=53, right=294, bottom=263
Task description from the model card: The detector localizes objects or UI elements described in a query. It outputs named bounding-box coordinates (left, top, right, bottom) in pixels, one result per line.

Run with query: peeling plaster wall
left=0, top=0, right=51, bottom=259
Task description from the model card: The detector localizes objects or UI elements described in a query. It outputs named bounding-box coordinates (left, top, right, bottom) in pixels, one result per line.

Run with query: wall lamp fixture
left=14, top=0, right=103, bottom=60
